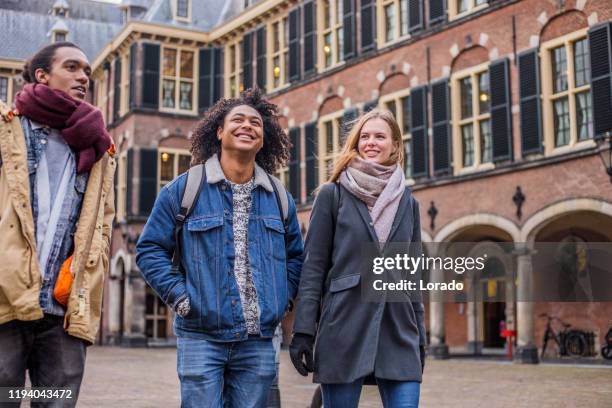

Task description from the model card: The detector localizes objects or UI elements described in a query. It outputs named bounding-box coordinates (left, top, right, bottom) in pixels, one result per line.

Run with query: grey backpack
left=170, top=164, right=289, bottom=274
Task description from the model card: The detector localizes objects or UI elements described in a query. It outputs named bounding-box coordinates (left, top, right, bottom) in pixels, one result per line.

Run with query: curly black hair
left=190, top=87, right=290, bottom=174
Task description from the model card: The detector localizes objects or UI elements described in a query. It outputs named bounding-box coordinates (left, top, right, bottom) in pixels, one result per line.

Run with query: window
left=226, top=41, right=243, bottom=98
left=175, top=0, right=190, bottom=20
left=116, top=150, right=128, bottom=221
left=318, top=112, right=343, bottom=181
left=541, top=31, right=593, bottom=153
left=268, top=16, right=290, bottom=90
left=318, top=0, right=344, bottom=69
left=0, top=75, right=9, bottom=105
left=379, top=0, right=409, bottom=44
left=145, top=286, right=169, bottom=339
left=449, top=0, right=488, bottom=21
left=53, top=31, right=67, bottom=43
left=161, top=46, right=196, bottom=113
left=380, top=91, right=413, bottom=179
left=158, top=149, right=192, bottom=191
left=120, top=52, right=130, bottom=116
left=452, top=63, right=492, bottom=172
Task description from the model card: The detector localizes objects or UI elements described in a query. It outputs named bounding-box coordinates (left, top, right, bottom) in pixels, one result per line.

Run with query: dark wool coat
left=293, top=183, right=427, bottom=384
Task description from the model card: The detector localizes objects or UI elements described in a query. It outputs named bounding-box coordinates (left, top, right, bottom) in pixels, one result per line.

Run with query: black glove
left=289, top=333, right=314, bottom=376
left=420, top=345, right=426, bottom=374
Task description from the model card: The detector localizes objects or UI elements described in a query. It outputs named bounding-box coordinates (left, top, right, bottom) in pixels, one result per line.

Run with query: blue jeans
left=321, top=376, right=420, bottom=408
left=177, top=336, right=276, bottom=408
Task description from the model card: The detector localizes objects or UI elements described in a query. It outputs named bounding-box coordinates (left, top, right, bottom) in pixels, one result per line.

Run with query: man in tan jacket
left=0, top=42, right=114, bottom=405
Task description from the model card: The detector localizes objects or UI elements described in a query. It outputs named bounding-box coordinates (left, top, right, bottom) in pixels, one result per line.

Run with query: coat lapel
left=343, top=185, right=380, bottom=244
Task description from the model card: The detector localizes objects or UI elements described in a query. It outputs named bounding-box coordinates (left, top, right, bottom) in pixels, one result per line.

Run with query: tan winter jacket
left=0, top=101, right=115, bottom=344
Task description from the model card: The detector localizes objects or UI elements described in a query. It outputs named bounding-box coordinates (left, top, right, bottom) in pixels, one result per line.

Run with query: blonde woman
left=290, top=109, right=426, bottom=407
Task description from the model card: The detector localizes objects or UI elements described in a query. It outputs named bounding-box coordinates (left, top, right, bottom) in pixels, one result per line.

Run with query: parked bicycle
left=601, top=328, right=612, bottom=360
left=540, top=313, right=594, bottom=358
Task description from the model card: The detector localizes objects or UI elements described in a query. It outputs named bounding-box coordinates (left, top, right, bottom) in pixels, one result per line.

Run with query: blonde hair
left=326, top=108, right=404, bottom=184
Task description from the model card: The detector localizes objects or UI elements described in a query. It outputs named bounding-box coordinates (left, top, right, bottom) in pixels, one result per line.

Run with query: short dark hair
left=190, top=87, right=290, bottom=174
left=22, top=42, right=83, bottom=83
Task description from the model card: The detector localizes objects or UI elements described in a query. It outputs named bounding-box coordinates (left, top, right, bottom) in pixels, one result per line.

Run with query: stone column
left=515, top=245, right=539, bottom=364
left=428, top=243, right=449, bottom=358
left=121, top=255, right=148, bottom=347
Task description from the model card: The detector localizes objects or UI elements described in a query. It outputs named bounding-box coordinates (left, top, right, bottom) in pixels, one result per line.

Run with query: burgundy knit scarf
left=15, top=83, right=112, bottom=173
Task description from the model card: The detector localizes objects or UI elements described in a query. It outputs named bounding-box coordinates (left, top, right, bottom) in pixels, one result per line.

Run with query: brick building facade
left=1, top=0, right=611, bottom=362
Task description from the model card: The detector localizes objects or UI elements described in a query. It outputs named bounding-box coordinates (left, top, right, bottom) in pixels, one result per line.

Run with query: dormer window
left=175, top=0, right=190, bottom=20
left=52, top=0, right=70, bottom=18
left=54, top=32, right=67, bottom=42
left=50, top=20, right=69, bottom=43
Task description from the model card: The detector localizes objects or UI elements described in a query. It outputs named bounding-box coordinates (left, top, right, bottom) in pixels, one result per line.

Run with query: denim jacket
left=136, top=155, right=304, bottom=341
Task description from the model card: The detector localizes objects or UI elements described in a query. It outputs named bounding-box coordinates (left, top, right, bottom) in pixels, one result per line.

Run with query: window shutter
left=129, top=42, right=137, bottom=108
left=198, top=48, right=213, bottom=113
left=518, top=48, right=543, bottom=155
left=410, top=85, right=429, bottom=177
left=304, top=1, right=317, bottom=76
left=289, top=7, right=301, bottom=81
left=139, top=148, right=158, bottom=216
left=489, top=58, right=513, bottom=162
left=256, top=26, right=267, bottom=91
left=409, top=0, right=423, bottom=33
left=360, top=0, right=376, bottom=52
left=113, top=57, right=122, bottom=122
left=305, top=122, right=318, bottom=200
left=213, top=47, right=224, bottom=102
left=288, top=127, right=301, bottom=202
left=429, top=0, right=446, bottom=25
left=431, top=79, right=451, bottom=175
left=242, top=32, right=254, bottom=90
left=126, top=148, right=134, bottom=216
left=142, top=43, right=160, bottom=109
left=588, top=22, right=612, bottom=138
left=363, top=99, right=379, bottom=112
left=341, top=107, right=358, bottom=145
left=343, top=0, right=356, bottom=60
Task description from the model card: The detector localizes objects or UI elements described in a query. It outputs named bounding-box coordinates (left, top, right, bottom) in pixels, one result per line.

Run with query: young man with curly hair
left=136, top=88, right=303, bottom=408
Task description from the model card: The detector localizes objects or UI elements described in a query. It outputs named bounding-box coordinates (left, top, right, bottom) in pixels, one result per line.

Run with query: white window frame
left=267, top=15, right=290, bottom=91
left=116, top=149, right=128, bottom=221
left=451, top=62, right=495, bottom=175
left=317, top=110, right=344, bottom=182
left=158, top=148, right=192, bottom=192
left=377, top=0, right=410, bottom=47
left=173, top=0, right=191, bottom=23
left=159, top=45, right=198, bottom=115
left=119, top=52, right=130, bottom=116
left=540, top=29, right=595, bottom=156
left=448, top=0, right=489, bottom=22
left=0, top=74, right=13, bottom=106
left=378, top=89, right=414, bottom=184
left=225, top=40, right=243, bottom=98
left=317, top=0, right=344, bottom=71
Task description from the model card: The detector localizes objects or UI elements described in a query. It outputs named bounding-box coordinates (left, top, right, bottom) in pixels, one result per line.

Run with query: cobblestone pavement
left=75, top=346, right=612, bottom=407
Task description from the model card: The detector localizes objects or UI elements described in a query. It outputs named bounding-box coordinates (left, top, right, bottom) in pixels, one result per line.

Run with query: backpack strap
left=171, top=164, right=204, bottom=274
left=267, top=173, right=289, bottom=230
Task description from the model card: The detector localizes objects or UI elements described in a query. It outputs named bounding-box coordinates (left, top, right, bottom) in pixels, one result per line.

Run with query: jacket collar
left=205, top=153, right=273, bottom=192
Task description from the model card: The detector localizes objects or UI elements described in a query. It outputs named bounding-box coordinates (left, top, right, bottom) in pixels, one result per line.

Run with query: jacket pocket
left=329, top=274, right=360, bottom=293
left=186, top=215, right=223, bottom=261
left=326, top=274, right=360, bottom=325
left=263, top=218, right=285, bottom=260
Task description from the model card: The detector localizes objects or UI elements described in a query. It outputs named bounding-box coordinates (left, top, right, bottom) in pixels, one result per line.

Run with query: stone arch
left=451, top=45, right=489, bottom=74
left=158, top=134, right=190, bottom=149
left=318, top=95, right=344, bottom=118
left=434, top=213, right=520, bottom=243
left=540, top=9, right=588, bottom=44
left=520, top=198, right=612, bottom=242
left=379, top=73, right=411, bottom=97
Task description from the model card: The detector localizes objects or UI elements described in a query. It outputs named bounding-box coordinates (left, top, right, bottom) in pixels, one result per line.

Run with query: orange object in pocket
left=54, top=255, right=74, bottom=307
